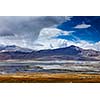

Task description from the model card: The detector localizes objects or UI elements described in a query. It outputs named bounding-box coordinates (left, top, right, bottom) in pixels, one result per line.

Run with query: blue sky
left=57, top=16, right=100, bottom=43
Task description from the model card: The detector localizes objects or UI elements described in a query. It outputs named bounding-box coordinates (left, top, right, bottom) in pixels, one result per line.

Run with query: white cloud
left=32, top=27, right=100, bottom=51
left=74, top=23, right=91, bottom=29
left=93, top=42, right=100, bottom=51
left=32, top=28, right=72, bottom=50
left=64, top=16, right=73, bottom=21
left=39, top=28, right=71, bottom=38
left=33, top=39, right=68, bottom=50
left=2, top=16, right=99, bottom=51
left=0, top=16, right=68, bottom=48
left=66, top=40, right=100, bottom=51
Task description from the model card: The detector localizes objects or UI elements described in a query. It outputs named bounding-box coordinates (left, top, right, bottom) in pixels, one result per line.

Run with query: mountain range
left=0, top=45, right=100, bottom=61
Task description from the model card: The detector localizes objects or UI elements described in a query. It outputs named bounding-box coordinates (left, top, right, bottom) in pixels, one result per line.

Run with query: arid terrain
left=0, top=60, right=99, bottom=83
left=0, top=72, right=100, bottom=83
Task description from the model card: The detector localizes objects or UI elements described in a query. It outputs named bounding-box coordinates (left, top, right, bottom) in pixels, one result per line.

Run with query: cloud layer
left=74, top=23, right=91, bottom=29
left=0, top=16, right=100, bottom=51
left=0, top=16, right=66, bottom=48
left=33, top=27, right=100, bottom=51
left=32, top=28, right=70, bottom=50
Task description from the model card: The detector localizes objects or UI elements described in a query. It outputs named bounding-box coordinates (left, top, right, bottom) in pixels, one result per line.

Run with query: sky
left=0, top=16, right=100, bottom=51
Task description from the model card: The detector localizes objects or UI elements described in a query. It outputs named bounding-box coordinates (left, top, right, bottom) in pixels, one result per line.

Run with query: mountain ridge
left=0, top=45, right=100, bottom=61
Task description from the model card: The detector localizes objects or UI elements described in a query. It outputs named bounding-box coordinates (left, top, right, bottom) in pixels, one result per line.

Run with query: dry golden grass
left=0, top=72, right=100, bottom=83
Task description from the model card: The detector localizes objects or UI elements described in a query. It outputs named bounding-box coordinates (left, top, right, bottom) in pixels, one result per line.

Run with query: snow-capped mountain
left=0, top=45, right=100, bottom=61
left=0, top=45, right=33, bottom=52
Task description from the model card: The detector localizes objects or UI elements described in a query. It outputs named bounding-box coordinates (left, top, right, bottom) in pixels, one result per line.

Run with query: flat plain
left=0, top=72, right=100, bottom=83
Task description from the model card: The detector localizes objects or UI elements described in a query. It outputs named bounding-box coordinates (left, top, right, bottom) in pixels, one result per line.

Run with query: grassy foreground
left=0, top=72, right=100, bottom=83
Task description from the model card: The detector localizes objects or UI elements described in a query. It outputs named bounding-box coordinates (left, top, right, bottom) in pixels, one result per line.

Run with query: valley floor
left=0, top=72, right=100, bottom=83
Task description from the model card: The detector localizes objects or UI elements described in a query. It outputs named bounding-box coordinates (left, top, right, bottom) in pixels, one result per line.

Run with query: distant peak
left=68, top=45, right=82, bottom=51
left=68, top=45, right=79, bottom=48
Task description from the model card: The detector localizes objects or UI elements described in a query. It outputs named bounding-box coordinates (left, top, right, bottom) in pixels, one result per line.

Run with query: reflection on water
left=0, top=60, right=100, bottom=74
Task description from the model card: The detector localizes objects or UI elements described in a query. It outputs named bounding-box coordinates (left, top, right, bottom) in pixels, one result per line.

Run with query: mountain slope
left=0, top=45, right=100, bottom=61
left=0, top=45, right=33, bottom=53
left=32, top=45, right=100, bottom=61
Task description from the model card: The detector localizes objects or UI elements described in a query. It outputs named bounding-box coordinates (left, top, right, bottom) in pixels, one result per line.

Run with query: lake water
left=0, top=60, right=100, bottom=74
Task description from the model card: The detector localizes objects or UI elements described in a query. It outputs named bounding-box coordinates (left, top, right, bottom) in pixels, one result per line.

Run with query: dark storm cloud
left=0, top=16, right=66, bottom=48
